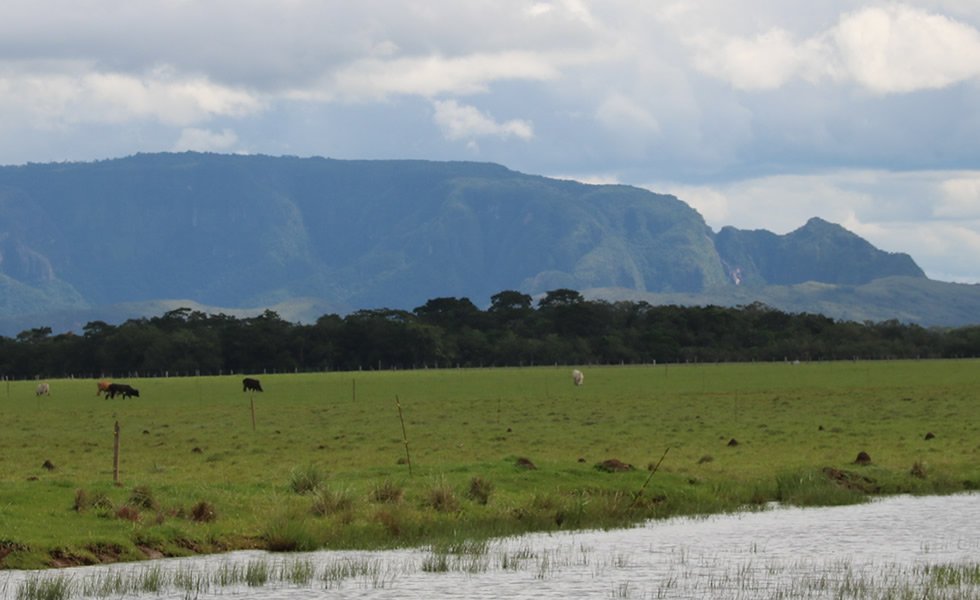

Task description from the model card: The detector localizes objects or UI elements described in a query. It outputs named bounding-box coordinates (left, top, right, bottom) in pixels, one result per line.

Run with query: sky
left=2, top=1, right=979, bottom=284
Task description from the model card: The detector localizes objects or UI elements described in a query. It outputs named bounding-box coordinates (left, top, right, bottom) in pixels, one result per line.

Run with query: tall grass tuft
left=134, top=565, right=166, bottom=593
left=115, top=505, right=141, bottom=522
left=776, top=470, right=869, bottom=507
left=289, top=464, right=327, bottom=494
left=72, top=489, right=88, bottom=513
left=371, top=478, right=404, bottom=504
left=262, top=511, right=320, bottom=552
left=372, top=507, right=405, bottom=537
left=467, top=475, right=494, bottom=505
left=245, top=559, right=270, bottom=587
left=428, top=478, right=460, bottom=513
left=925, top=562, right=980, bottom=587
left=128, top=484, right=159, bottom=510
left=190, top=500, right=218, bottom=522
left=312, top=485, right=357, bottom=516
left=16, top=573, right=73, bottom=600
left=281, top=558, right=316, bottom=585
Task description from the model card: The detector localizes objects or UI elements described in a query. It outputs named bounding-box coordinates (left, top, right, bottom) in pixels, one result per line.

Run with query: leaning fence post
left=631, top=447, right=669, bottom=507
left=113, top=421, right=121, bottom=484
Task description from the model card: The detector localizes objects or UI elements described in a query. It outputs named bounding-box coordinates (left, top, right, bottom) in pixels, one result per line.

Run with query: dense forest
left=3, top=289, right=979, bottom=379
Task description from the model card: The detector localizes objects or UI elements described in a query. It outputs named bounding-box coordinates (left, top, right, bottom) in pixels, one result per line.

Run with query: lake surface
left=2, top=493, right=978, bottom=599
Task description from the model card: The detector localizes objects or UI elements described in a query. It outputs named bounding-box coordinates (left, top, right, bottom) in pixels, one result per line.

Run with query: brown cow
left=97, top=381, right=112, bottom=396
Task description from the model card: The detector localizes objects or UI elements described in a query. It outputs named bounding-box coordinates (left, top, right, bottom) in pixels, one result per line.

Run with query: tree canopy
left=1, top=290, right=975, bottom=379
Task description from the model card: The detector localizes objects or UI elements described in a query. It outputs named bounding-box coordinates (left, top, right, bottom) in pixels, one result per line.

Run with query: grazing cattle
left=36, top=383, right=50, bottom=396
left=106, top=383, right=140, bottom=399
left=572, top=369, right=584, bottom=386
left=97, top=381, right=112, bottom=396
left=243, top=377, right=263, bottom=392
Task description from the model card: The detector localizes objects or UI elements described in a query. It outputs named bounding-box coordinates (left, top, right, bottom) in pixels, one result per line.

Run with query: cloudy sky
left=2, top=1, right=979, bottom=283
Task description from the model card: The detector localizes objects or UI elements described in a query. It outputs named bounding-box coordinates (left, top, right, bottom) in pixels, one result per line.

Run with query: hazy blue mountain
left=0, top=152, right=973, bottom=335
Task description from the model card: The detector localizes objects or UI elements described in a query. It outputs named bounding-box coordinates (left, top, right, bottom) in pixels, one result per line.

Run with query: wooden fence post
left=113, top=421, right=120, bottom=484
left=395, top=395, right=412, bottom=477
left=250, top=397, right=256, bottom=431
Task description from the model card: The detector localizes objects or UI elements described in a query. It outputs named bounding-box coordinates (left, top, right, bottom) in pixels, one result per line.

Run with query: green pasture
left=1, top=360, right=978, bottom=569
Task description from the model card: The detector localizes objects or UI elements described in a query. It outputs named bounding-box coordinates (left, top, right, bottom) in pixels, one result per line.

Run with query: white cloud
left=0, top=62, right=264, bottom=128
left=322, top=52, right=561, bottom=102
left=832, top=5, right=980, bottom=93
left=173, top=128, right=239, bottom=153
left=689, top=4, right=980, bottom=93
left=691, top=28, right=813, bottom=91
left=936, top=177, right=980, bottom=218
left=432, top=99, right=533, bottom=142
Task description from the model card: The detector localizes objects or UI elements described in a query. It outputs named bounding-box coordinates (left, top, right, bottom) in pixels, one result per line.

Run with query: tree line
left=3, top=289, right=979, bottom=379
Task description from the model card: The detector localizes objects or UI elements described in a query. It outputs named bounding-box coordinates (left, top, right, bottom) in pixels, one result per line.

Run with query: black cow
left=243, top=377, right=263, bottom=392
left=107, top=383, right=140, bottom=399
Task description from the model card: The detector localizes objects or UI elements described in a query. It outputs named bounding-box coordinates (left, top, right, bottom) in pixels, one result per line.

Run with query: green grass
left=0, top=360, right=978, bottom=569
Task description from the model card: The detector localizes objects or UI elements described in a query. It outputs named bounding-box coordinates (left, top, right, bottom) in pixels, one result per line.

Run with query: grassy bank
left=1, top=360, right=978, bottom=569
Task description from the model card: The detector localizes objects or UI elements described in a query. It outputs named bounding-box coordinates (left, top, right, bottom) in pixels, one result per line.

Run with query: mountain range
left=1, top=152, right=976, bottom=337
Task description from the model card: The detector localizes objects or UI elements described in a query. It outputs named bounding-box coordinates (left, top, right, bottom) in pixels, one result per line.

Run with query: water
left=2, top=493, right=978, bottom=599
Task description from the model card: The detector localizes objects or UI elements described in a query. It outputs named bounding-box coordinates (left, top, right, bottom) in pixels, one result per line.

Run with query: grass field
left=1, top=360, right=978, bottom=569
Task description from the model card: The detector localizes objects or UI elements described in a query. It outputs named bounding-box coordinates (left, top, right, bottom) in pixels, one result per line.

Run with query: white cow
left=572, top=369, right=584, bottom=386
left=36, top=383, right=50, bottom=396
